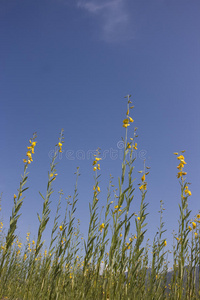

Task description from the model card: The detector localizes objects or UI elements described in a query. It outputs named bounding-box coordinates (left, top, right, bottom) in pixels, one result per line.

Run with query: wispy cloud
left=77, top=0, right=134, bottom=42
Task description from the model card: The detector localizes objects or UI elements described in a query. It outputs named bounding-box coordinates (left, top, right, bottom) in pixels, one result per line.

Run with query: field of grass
left=0, top=95, right=199, bottom=299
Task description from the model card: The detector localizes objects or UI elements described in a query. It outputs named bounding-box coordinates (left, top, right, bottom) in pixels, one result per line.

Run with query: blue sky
left=1, top=0, right=200, bottom=258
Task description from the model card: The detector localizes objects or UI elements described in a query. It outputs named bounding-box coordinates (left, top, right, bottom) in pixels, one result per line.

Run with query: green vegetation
left=0, top=95, right=199, bottom=299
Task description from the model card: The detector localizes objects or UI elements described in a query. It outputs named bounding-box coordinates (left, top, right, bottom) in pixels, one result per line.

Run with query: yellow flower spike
left=164, top=241, right=167, bottom=246
left=192, top=222, right=196, bottom=229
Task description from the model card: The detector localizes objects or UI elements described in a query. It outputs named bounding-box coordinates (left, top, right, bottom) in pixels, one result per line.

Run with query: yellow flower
left=95, top=157, right=102, bottom=161
left=188, top=226, right=192, bottom=231
left=93, top=166, right=97, bottom=171
left=141, top=174, right=145, bottom=182
left=123, top=119, right=129, bottom=124
left=197, top=214, right=200, bottom=219
left=59, top=225, right=63, bottom=231
left=128, top=116, right=134, bottom=122
left=127, top=143, right=131, bottom=149
left=14, top=194, right=17, bottom=199
left=99, top=223, right=105, bottom=231
left=58, top=142, right=62, bottom=153
left=192, top=222, right=196, bottom=229
left=97, top=186, right=100, bottom=193
left=139, top=183, right=147, bottom=190
left=93, top=160, right=97, bottom=165
left=164, top=241, right=167, bottom=246
left=97, top=164, right=100, bottom=170
left=123, top=123, right=130, bottom=128
left=23, top=159, right=27, bottom=163
left=177, top=163, right=184, bottom=170
left=133, top=143, right=137, bottom=150
left=185, top=188, right=192, bottom=196
left=137, top=217, right=140, bottom=220
left=177, top=155, right=186, bottom=164
left=26, top=151, right=32, bottom=159
left=173, top=152, right=178, bottom=155
left=120, top=233, right=122, bottom=237
left=194, top=232, right=198, bottom=238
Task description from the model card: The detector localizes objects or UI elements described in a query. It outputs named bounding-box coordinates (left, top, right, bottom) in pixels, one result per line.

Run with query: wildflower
left=195, top=232, right=198, bottom=238
left=93, top=166, right=97, bottom=171
left=97, top=186, right=100, bottom=193
left=197, top=214, right=200, bottom=219
left=59, top=225, right=63, bottom=231
left=139, top=183, right=147, bottom=190
left=141, top=174, right=145, bottom=182
left=99, top=223, right=105, bottom=232
left=32, top=240, right=35, bottom=244
left=133, top=143, right=137, bottom=150
left=23, top=159, right=27, bottom=163
left=127, top=143, right=131, bottom=149
left=173, top=152, right=178, bottom=155
left=93, top=160, right=97, bottom=165
left=164, top=241, right=167, bottom=246
left=123, top=119, right=129, bottom=124
left=58, top=142, right=62, bottom=153
left=14, top=194, right=17, bottom=199
left=129, top=116, right=134, bottom=122
left=188, top=226, right=192, bottom=231
left=177, top=155, right=186, bottom=165
left=177, top=163, right=184, bottom=170
left=50, top=173, right=53, bottom=177
left=123, top=123, right=130, bottom=128
left=192, top=222, right=196, bottom=229
left=137, top=217, right=140, bottom=220
left=97, top=164, right=100, bottom=170
left=95, top=157, right=102, bottom=161
left=185, top=187, right=192, bottom=196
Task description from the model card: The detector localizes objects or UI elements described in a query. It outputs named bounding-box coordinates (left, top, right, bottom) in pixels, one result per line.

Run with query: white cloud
left=77, top=0, right=134, bottom=42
